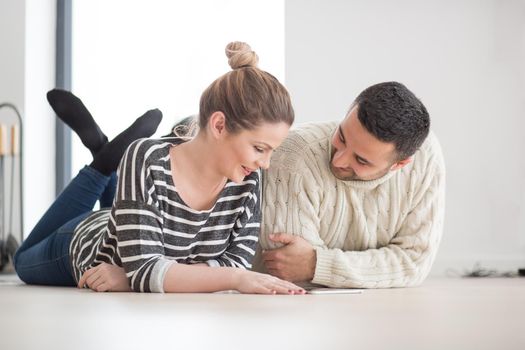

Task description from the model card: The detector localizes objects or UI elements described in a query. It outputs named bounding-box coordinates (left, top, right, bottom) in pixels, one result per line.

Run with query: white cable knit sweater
left=256, top=121, right=446, bottom=288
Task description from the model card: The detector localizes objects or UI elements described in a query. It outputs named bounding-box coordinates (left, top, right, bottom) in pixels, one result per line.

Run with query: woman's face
left=218, top=121, right=290, bottom=183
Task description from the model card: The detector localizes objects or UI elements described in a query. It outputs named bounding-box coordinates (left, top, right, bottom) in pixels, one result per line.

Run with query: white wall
left=0, top=0, right=56, bottom=239
left=24, top=0, right=56, bottom=238
left=0, top=1, right=25, bottom=110
left=285, top=0, right=525, bottom=274
left=70, top=0, right=285, bottom=178
left=1, top=0, right=524, bottom=275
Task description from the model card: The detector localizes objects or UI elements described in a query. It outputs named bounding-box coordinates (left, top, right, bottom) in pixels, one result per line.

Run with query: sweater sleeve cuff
left=312, top=247, right=335, bottom=286
left=150, top=258, right=177, bottom=293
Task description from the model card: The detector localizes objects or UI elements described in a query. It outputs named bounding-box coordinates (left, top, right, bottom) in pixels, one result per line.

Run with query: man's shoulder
left=270, top=121, right=337, bottom=169
left=288, top=121, right=338, bottom=146
left=393, top=131, right=445, bottom=191
left=413, top=131, right=445, bottom=172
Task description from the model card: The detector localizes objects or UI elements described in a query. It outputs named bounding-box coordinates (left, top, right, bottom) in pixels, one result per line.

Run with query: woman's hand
left=233, top=269, right=306, bottom=295
left=78, top=262, right=131, bottom=292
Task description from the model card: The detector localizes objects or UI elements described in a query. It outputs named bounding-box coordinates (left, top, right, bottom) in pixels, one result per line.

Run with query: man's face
left=330, top=106, right=407, bottom=181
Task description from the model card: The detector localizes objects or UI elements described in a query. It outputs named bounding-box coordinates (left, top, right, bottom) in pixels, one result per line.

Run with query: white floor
left=1, top=274, right=524, bottom=350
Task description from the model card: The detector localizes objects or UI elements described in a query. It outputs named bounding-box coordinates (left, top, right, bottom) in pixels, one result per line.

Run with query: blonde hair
left=198, top=41, right=294, bottom=133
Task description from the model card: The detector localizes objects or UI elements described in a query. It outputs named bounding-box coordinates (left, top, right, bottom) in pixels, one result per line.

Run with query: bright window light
left=71, top=0, right=284, bottom=177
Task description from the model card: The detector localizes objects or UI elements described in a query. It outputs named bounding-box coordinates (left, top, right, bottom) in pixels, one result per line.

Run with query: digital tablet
left=306, top=288, right=363, bottom=295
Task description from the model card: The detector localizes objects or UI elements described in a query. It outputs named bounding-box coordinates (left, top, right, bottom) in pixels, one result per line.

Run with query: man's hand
left=262, top=233, right=317, bottom=282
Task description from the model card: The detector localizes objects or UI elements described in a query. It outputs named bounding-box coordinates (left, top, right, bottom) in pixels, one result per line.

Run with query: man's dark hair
left=354, top=81, right=430, bottom=160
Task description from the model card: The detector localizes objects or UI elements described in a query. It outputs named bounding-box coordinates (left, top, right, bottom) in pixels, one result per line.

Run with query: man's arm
left=261, top=146, right=445, bottom=288
left=312, top=165, right=445, bottom=288
left=258, top=158, right=327, bottom=281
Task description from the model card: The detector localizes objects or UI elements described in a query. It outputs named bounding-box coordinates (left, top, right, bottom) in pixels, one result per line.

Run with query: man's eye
left=338, top=132, right=345, bottom=143
left=356, top=157, right=367, bottom=165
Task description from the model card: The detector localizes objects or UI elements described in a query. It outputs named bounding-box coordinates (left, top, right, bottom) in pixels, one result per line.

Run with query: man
left=255, top=81, right=445, bottom=288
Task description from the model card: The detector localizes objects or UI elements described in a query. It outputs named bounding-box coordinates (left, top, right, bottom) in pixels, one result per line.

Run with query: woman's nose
left=257, top=155, right=271, bottom=170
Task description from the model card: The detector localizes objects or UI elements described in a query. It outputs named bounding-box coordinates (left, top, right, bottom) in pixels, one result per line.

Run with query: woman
left=14, top=42, right=303, bottom=295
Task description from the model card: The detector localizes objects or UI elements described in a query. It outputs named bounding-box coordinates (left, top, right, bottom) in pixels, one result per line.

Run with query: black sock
left=90, top=109, right=163, bottom=175
left=46, top=89, right=108, bottom=156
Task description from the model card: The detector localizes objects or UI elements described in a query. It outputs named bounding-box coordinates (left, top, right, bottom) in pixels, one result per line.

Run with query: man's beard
left=329, top=161, right=391, bottom=181
left=329, top=163, right=359, bottom=181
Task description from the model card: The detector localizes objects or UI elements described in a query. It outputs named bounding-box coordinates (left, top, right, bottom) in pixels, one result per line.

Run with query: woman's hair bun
left=225, top=41, right=259, bottom=69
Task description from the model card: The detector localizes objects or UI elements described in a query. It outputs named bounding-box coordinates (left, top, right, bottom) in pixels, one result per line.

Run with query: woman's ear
left=208, top=111, right=227, bottom=138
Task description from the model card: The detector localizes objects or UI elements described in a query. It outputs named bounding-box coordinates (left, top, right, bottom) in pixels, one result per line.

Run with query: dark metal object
left=0, top=103, right=23, bottom=271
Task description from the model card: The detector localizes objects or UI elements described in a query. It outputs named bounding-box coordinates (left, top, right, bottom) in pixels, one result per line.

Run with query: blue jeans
left=13, top=166, right=117, bottom=286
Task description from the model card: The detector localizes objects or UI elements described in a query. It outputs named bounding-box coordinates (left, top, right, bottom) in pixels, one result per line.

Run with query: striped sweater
left=70, top=138, right=261, bottom=292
